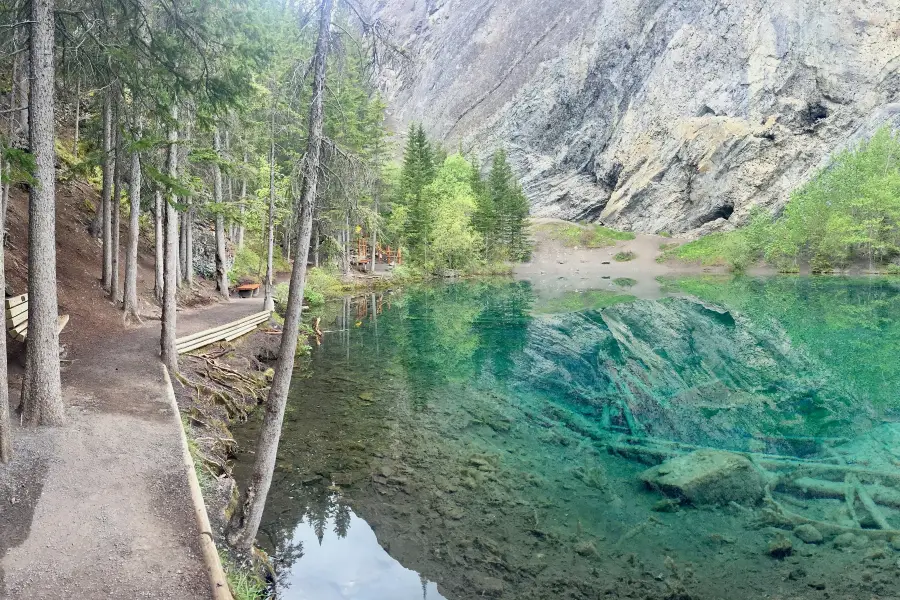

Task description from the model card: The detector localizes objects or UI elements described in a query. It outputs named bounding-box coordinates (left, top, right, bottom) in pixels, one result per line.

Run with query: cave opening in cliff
left=802, top=102, right=829, bottom=126
left=695, top=203, right=735, bottom=226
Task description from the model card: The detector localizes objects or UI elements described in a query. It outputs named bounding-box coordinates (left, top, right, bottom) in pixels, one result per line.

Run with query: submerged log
left=780, top=477, right=900, bottom=509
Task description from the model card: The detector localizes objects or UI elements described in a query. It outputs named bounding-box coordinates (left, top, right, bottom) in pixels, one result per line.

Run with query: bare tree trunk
left=123, top=117, right=142, bottom=323
left=213, top=128, right=229, bottom=300
left=15, top=29, right=29, bottom=145
left=343, top=210, right=351, bottom=276
left=313, top=221, right=319, bottom=267
left=228, top=0, right=334, bottom=551
left=1, top=42, right=16, bottom=461
left=109, top=128, right=122, bottom=303
left=154, top=189, right=164, bottom=303
left=184, top=205, right=193, bottom=286
left=237, top=152, right=247, bottom=250
left=94, top=90, right=112, bottom=245
left=178, top=212, right=186, bottom=285
left=263, top=130, right=276, bottom=312
left=159, top=106, right=178, bottom=375
left=0, top=151, right=11, bottom=462
left=72, top=77, right=80, bottom=157
left=370, top=191, right=378, bottom=273
left=20, top=0, right=63, bottom=426
left=161, top=106, right=180, bottom=375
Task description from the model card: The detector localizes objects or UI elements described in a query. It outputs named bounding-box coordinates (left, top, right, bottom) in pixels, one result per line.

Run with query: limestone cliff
left=372, top=0, right=900, bottom=233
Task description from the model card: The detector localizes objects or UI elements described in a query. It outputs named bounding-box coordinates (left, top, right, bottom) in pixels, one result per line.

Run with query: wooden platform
left=175, top=311, right=272, bottom=354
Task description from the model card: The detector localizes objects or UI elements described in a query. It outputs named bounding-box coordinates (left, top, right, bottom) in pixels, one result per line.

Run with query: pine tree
left=399, top=123, right=435, bottom=258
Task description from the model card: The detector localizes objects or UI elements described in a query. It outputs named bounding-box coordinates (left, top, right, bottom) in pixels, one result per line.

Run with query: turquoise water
left=234, top=277, right=900, bottom=600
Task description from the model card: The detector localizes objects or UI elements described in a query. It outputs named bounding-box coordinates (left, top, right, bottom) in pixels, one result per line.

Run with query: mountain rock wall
left=372, top=0, right=900, bottom=233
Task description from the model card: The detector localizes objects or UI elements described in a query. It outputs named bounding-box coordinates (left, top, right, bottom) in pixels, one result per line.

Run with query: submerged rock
left=640, top=450, right=765, bottom=505
left=833, top=533, right=860, bottom=549
left=767, top=534, right=793, bottom=559
left=793, top=524, right=824, bottom=545
left=574, top=540, right=598, bottom=557
left=652, top=498, right=681, bottom=513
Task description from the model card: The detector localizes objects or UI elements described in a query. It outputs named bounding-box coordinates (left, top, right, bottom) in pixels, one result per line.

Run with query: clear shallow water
left=235, top=276, right=900, bottom=600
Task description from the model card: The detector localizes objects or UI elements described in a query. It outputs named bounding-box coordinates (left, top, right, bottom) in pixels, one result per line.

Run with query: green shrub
left=229, top=247, right=264, bottom=285
left=614, top=251, right=636, bottom=262
left=613, top=277, right=637, bottom=287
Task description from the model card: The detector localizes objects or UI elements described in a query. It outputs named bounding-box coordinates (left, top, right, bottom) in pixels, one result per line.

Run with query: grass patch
left=538, top=222, right=635, bottom=248
left=532, top=290, right=636, bottom=314
left=181, top=416, right=214, bottom=494
left=614, top=251, right=636, bottom=262
left=613, top=277, right=637, bottom=288
left=659, top=233, right=730, bottom=266
left=219, top=549, right=267, bottom=600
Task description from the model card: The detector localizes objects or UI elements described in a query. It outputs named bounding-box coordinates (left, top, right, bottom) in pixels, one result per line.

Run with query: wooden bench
left=234, top=283, right=260, bottom=299
left=5, top=294, right=69, bottom=342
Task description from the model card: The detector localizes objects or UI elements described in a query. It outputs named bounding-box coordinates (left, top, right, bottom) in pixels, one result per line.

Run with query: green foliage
left=229, top=247, right=265, bottom=285
left=392, top=130, right=531, bottom=270
left=613, top=278, right=638, bottom=287
left=421, top=155, right=481, bottom=270
left=218, top=549, right=266, bottom=600
left=538, top=222, right=635, bottom=248
left=532, top=290, right=636, bottom=314
left=614, top=251, right=636, bottom=262
left=668, top=127, right=900, bottom=272
left=472, top=148, right=532, bottom=260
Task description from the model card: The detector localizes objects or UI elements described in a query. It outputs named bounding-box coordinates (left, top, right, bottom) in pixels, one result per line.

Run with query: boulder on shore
left=640, top=449, right=766, bottom=506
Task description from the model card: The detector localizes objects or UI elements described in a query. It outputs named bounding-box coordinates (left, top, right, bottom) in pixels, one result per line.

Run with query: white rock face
left=372, top=0, right=900, bottom=233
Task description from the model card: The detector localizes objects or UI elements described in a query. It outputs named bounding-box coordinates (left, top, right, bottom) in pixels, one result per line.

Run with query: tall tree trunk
left=154, top=189, right=164, bottom=304
left=343, top=210, right=351, bottom=276
left=228, top=0, right=334, bottom=550
left=15, top=27, right=29, bottom=145
left=238, top=152, right=247, bottom=250
left=263, top=129, right=276, bottom=312
left=213, top=128, right=229, bottom=300
left=109, top=128, right=122, bottom=303
left=20, top=0, right=63, bottom=426
left=161, top=106, right=179, bottom=374
left=313, top=221, right=319, bottom=268
left=1, top=44, right=17, bottom=461
left=370, top=192, right=378, bottom=273
left=93, top=90, right=112, bottom=243
left=72, top=77, right=80, bottom=157
left=178, top=212, right=186, bottom=286
left=123, top=117, right=142, bottom=323
left=184, top=205, right=193, bottom=286
left=0, top=150, right=10, bottom=462
left=225, top=129, right=234, bottom=241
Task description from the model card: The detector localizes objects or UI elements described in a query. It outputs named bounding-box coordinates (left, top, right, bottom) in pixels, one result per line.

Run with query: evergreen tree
left=398, top=123, right=435, bottom=257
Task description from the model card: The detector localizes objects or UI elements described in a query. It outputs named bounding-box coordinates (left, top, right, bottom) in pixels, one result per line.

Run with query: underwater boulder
left=640, top=449, right=765, bottom=506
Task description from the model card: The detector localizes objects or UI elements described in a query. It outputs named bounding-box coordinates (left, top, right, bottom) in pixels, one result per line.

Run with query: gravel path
left=0, top=295, right=264, bottom=599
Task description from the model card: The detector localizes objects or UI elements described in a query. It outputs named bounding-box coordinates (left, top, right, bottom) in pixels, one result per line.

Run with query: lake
left=233, top=276, right=900, bottom=600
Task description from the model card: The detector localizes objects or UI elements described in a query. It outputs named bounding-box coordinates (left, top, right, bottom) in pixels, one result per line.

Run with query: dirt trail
left=0, top=296, right=264, bottom=599
left=0, top=181, right=269, bottom=600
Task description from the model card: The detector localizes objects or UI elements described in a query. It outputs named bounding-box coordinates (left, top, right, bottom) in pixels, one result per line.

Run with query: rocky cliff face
left=372, top=0, right=900, bottom=233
